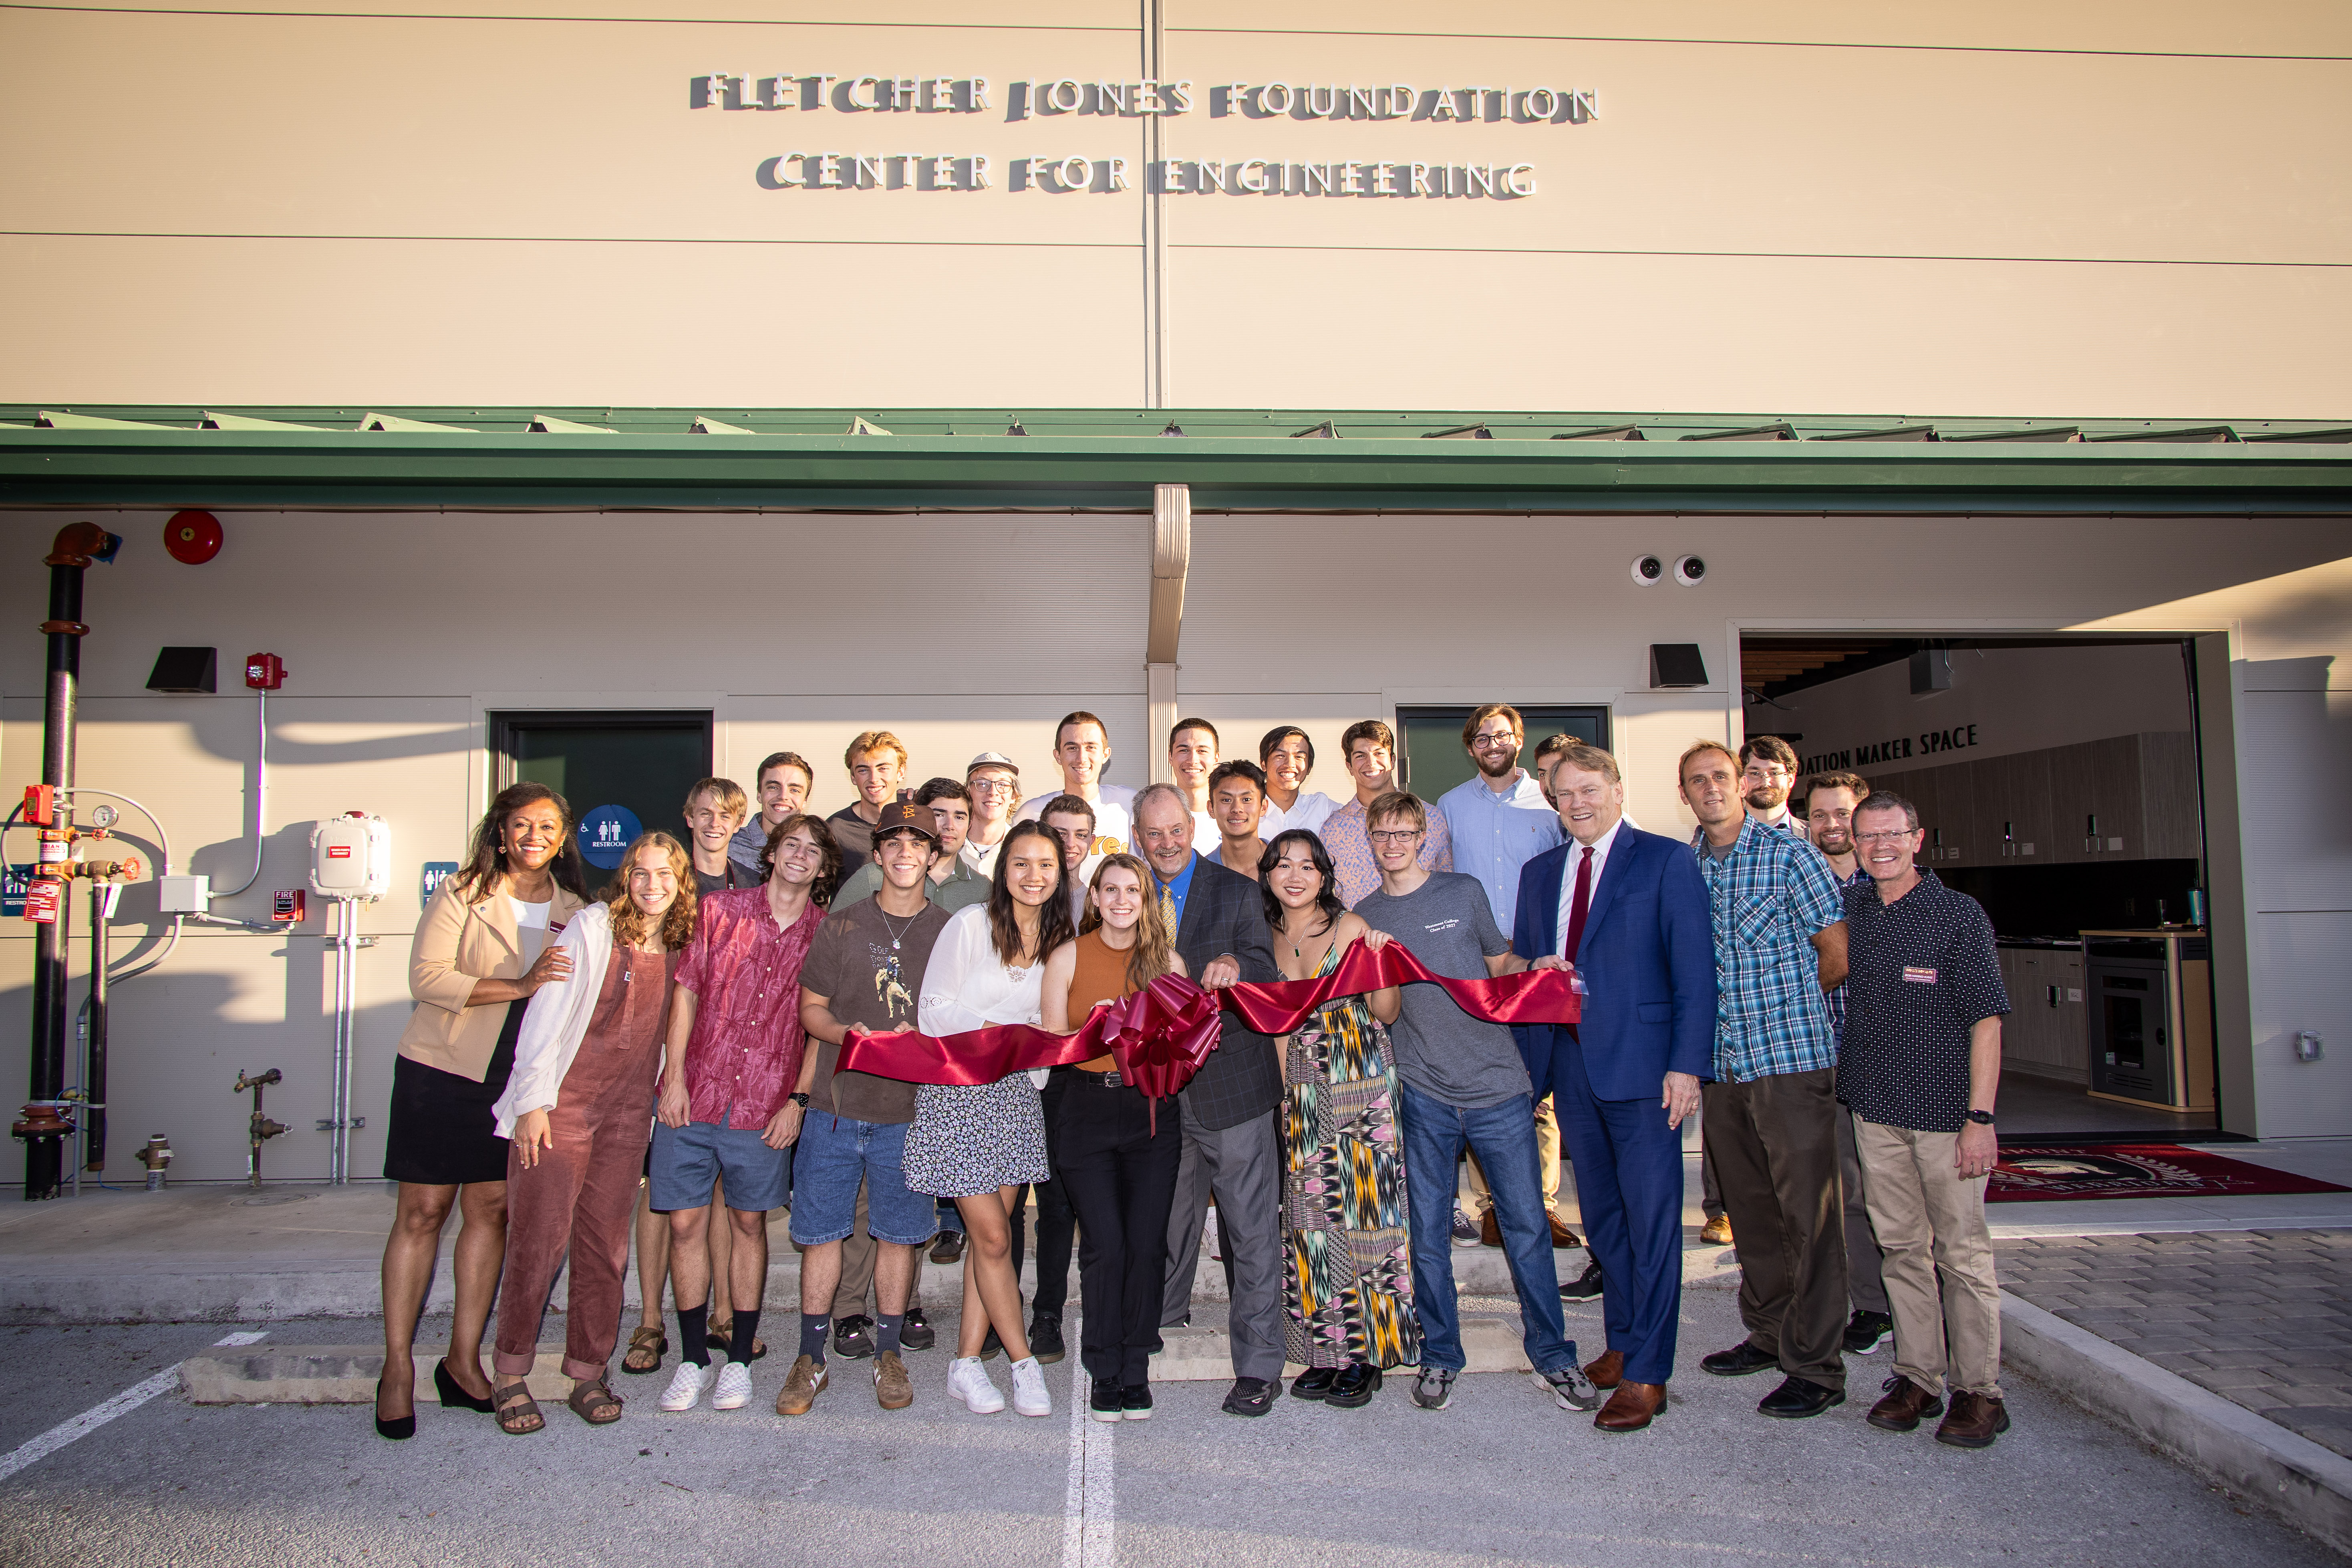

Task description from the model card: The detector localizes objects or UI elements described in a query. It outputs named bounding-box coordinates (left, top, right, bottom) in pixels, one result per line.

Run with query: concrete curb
left=2000, top=1290, right=2352, bottom=1558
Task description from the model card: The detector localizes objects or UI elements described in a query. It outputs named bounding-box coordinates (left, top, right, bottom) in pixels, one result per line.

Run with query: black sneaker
left=1090, top=1378, right=1124, bottom=1423
left=1029, top=1311, right=1065, bottom=1365
left=1121, top=1382, right=1154, bottom=1421
left=980, top=1325, right=1003, bottom=1362
left=1222, top=1376, right=1275, bottom=1417
left=900, top=1307, right=936, bottom=1352
left=929, top=1230, right=965, bottom=1265
left=1842, top=1309, right=1894, bottom=1355
left=832, top=1314, right=877, bottom=1360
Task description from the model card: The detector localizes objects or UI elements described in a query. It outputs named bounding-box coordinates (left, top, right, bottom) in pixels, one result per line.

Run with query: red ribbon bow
left=836, top=942, right=1580, bottom=1125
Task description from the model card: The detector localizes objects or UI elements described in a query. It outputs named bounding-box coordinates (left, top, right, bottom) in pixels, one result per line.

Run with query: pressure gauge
left=89, top=804, right=119, bottom=829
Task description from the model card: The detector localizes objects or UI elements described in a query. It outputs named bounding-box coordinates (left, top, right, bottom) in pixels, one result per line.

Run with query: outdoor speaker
left=1650, top=644, right=1709, bottom=688
left=147, top=646, right=218, bottom=694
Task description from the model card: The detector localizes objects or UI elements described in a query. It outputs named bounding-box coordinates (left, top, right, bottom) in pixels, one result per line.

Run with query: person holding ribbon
left=1039, top=852, right=1190, bottom=1422
left=904, top=819, right=1071, bottom=1418
left=1260, top=828, right=1416, bottom=1408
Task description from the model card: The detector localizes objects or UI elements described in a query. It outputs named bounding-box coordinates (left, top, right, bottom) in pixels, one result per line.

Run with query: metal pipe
left=233, top=1069, right=286, bottom=1189
left=215, top=687, right=267, bottom=899
left=23, top=523, right=110, bottom=1202
left=84, top=876, right=109, bottom=1175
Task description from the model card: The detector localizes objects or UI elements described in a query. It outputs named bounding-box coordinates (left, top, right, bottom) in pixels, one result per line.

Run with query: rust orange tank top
left=1069, top=926, right=1139, bottom=1071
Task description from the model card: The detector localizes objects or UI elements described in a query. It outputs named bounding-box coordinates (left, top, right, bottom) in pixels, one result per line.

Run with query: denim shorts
left=648, top=1117, right=789, bottom=1214
left=787, top=1112, right=936, bottom=1247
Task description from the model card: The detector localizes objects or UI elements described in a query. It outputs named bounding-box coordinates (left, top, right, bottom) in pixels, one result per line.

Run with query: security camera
left=1630, top=554, right=1665, bottom=586
left=1673, top=554, right=1707, bottom=586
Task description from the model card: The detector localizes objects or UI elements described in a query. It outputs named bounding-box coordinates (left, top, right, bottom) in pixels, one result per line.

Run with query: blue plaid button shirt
left=1691, top=815, right=1846, bottom=1082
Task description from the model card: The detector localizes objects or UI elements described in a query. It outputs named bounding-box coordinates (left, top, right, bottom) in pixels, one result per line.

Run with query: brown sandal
left=494, top=1378, right=544, bottom=1435
left=568, top=1377, right=624, bottom=1425
left=622, top=1324, right=667, bottom=1375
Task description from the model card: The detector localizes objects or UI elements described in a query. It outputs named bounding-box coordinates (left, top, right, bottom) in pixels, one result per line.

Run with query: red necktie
left=1563, top=845, right=1594, bottom=962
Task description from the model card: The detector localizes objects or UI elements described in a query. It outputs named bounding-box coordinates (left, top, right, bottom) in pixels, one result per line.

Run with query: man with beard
left=1806, top=772, right=1895, bottom=1359
left=1740, top=736, right=1808, bottom=841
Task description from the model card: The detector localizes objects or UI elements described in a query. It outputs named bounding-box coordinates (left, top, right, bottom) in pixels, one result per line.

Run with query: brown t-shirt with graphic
left=799, top=896, right=952, bottom=1125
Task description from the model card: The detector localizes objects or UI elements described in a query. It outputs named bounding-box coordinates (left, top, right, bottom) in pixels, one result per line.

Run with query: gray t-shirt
left=1353, top=870, right=1527, bottom=1109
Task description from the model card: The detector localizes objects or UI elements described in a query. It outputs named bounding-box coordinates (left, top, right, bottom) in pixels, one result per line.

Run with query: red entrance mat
left=1987, top=1143, right=2350, bottom=1203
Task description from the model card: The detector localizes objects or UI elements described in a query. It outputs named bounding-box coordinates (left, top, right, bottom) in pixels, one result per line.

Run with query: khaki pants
left=1466, top=1094, right=1563, bottom=1218
left=1854, top=1117, right=2002, bottom=1399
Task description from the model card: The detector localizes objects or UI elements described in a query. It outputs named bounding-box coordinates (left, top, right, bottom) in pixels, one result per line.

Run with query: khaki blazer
left=397, top=875, right=588, bottom=1082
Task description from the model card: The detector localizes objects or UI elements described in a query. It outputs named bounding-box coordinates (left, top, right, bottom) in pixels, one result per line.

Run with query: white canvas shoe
left=660, top=1359, right=714, bottom=1412
left=711, top=1361, right=754, bottom=1411
left=1009, top=1355, right=1052, bottom=1417
left=948, top=1355, right=1007, bottom=1414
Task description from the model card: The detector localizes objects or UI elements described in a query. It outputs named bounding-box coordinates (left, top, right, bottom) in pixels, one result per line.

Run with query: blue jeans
left=1400, top=1081, right=1573, bottom=1375
left=787, top=1113, right=933, bottom=1248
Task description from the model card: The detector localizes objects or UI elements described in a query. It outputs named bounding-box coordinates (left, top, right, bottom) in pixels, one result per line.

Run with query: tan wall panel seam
left=1167, top=25, right=2352, bottom=64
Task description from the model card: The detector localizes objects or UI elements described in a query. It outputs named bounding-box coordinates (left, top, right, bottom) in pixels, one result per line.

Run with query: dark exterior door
left=492, top=712, right=713, bottom=889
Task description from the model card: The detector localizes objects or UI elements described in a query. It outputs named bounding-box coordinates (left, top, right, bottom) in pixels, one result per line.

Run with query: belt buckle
left=1101, top=1071, right=1123, bottom=1089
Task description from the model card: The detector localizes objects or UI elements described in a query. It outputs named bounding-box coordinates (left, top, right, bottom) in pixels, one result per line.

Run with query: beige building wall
left=3, top=2, right=2346, bottom=414
left=4, top=506, right=2348, bottom=1177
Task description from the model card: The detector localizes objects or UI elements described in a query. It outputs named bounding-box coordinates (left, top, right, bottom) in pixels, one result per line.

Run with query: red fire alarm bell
left=244, top=653, right=286, bottom=690
left=271, top=889, right=306, bottom=923
left=164, top=509, right=224, bottom=566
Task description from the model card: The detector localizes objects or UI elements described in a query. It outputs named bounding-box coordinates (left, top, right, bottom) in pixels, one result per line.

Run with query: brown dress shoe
left=1582, top=1349, right=1624, bottom=1390
left=1866, top=1377, right=1945, bottom=1433
left=1699, top=1214, right=1733, bottom=1246
left=1594, top=1381, right=1665, bottom=1432
left=1935, top=1391, right=2011, bottom=1449
left=1549, top=1213, right=1583, bottom=1249
left=1479, top=1208, right=1502, bottom=1248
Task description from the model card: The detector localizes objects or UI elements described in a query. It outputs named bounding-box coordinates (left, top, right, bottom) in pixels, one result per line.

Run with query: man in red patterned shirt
left=650, top=811, right=838, bottom=1415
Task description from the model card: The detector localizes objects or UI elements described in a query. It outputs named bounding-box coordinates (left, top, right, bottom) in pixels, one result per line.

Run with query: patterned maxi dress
left=1280, top=942, right=1419, bottom=1369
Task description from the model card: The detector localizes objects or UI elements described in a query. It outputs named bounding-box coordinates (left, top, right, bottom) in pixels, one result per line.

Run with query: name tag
left=1903, top=966, right=1938, bottom=984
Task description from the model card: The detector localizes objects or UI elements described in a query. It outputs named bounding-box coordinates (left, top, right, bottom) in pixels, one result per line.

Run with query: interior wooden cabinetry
left=1854, top=732, right=2195, bottom=868
left=1996, top=946, right=2089, bottom=1082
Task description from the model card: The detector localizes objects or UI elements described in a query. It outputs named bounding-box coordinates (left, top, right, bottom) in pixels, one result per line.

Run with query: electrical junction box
left=311, top=813, right=390, bottom=902
left=157, top=874, right=211, bottom=914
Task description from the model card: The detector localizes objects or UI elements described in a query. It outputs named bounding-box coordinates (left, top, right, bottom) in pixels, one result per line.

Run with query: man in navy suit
left=1514, top=744, right=1716, bottom=1431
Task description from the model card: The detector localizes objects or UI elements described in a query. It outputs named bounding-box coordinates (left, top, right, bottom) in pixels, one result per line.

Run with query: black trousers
left=1010, top=1069, right=1077, bottom=1316
left=1056, top=1074, right=1182, bottom=1384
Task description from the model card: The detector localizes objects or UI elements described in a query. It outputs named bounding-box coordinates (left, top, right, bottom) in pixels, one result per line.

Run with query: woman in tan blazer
left=375, top=781, right=588, bottom=1440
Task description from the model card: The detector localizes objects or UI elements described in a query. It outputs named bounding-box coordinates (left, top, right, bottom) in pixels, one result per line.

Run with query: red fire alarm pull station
left=244, top=653, right=287, bottom=690
left=271, top=889, right=306, bottom=924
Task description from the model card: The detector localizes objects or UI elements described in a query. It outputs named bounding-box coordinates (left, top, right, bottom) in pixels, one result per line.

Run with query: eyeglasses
left=967, top=779, right=1015, bottom=794
left=1471, top=733, right=1520, bottom=749
left=1853, top=829, right=1917, bottom=844
left=1367, top=829, right=1422, bottom=845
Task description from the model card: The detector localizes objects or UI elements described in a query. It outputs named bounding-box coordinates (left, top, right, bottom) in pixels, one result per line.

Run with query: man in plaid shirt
left=1679, top=741, right=1854, bottom=1421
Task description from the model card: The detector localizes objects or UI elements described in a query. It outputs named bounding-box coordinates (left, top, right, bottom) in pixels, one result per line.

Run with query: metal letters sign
left=693, top=73, right=1596, bottom=198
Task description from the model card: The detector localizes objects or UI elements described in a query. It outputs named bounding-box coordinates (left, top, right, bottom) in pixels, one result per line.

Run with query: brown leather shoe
left=1866, top=1376, right=1945, bottom=1433
left=774, top=1354, right=827, bottom=1416
left=1700, top=1214, right=1733, bottom=1246
left=1479, top=1208, right=1502, bottom=1248
left=1935, top=1391, right=2011, bottom=1449
left=1594, top=1381, right=1665, bottom=1432
left=873, top=1351, right=913, bottom=1411
left=1549, top=1213, right=1583, bottom=1249
left=1582, top=1349, right=1624, bottom=1390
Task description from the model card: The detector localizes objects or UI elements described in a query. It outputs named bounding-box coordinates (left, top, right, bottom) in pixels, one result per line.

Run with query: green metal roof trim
left=2, top=406, right=2349, bottom=514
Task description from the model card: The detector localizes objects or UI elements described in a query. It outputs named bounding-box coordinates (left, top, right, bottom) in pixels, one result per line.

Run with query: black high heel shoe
left=374, top=1377, right=415, bottom=1441
left=433, top=1357, right=496, bottom=1413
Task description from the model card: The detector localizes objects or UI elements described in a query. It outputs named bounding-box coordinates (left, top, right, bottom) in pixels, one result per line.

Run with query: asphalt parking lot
left=0, top=1288, right=2333, bottom=1568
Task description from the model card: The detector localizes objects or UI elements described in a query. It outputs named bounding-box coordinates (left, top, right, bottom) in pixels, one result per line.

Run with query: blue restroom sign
left=578, top=805, right=642, bottom=869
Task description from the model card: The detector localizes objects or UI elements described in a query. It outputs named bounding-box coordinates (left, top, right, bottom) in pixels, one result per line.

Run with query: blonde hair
left=1079, top=852, right=1176, bottom=995
left=603, top=831, right=697, bottom=951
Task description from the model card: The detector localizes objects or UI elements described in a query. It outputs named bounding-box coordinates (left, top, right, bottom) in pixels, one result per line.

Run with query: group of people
left=369, top=707, right=2014, bottom=1449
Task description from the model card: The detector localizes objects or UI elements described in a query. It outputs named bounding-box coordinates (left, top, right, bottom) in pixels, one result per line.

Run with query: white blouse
left=1260, top=791, right=1339, bottom=841
left=918, top=904, right=1047, bottom=1037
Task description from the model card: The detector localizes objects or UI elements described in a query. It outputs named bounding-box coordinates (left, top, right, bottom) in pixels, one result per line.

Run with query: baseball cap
left=966, top=751, right=1018, bottom=776
left=872, top=799, right=939, bottom=842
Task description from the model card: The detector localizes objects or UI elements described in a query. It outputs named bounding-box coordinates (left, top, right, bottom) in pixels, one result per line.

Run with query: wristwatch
left=788, top=1092, right=811, bottom=1109
left=1964, top=1109, right=1995, bottom=1125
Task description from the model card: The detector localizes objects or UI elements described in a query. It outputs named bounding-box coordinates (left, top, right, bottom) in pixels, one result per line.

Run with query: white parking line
left=1059, top=1311, right=1114, bottom=1568
left=0, top=1330, right=268, bottom=1483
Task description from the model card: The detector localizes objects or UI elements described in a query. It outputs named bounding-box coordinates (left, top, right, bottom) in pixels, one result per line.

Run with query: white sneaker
left=949, top=1355, right=1007, bottom=1414
left=711, top=1361, right=754, bottom=1411
left=1010, top=1355, right=1052, bottom=1417
left=660, top=1359, right=713, bottom=1412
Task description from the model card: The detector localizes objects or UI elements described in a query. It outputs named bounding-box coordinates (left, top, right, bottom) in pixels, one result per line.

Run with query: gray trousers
left=1159, top=1102, right=1285, bottom=1381
left=1837, top=1107, right=1889, bottom=1316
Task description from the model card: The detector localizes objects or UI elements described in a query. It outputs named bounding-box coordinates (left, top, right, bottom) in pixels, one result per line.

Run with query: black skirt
left=383, top=1001, right=522, bottom=1186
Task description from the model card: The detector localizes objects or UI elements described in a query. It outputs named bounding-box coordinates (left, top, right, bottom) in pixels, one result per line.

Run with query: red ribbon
left=835, top=942, right=1580, bottom=1117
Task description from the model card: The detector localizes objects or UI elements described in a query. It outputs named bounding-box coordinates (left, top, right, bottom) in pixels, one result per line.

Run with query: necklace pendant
left=891, top=938, right=901, bottom=951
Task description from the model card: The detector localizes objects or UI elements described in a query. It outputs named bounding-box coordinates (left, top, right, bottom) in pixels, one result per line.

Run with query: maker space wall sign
left=691, top=73, right=1598, bottom=198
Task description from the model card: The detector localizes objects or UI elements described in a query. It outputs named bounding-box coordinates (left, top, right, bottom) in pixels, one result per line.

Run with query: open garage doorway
left=1740, top=636, right=2221, bottom=1142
